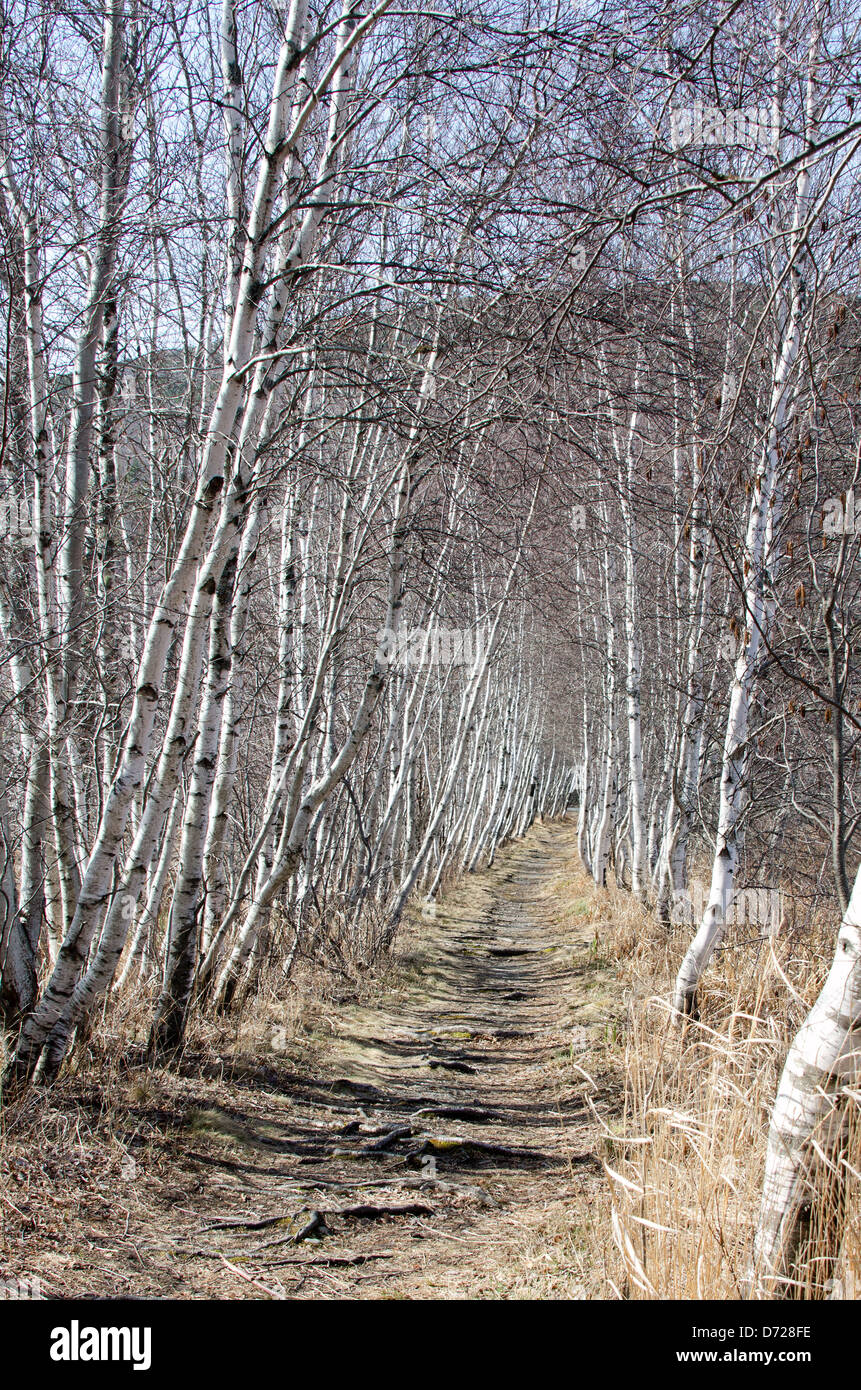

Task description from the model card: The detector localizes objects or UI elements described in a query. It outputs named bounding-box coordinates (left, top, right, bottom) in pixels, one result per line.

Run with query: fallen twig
left=219, top=1255, right=286, bottom=1299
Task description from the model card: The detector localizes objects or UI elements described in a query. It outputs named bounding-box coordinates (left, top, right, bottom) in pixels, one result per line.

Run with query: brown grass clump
left=572, top=870, right=861, bottom=1299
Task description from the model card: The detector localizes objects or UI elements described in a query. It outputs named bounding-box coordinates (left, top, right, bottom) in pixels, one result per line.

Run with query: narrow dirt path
left=3, top=821, right=623, bottom=1299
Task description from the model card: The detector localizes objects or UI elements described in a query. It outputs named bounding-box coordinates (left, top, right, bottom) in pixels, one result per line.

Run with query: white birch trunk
left=754, top=869, right=861, bottom=1291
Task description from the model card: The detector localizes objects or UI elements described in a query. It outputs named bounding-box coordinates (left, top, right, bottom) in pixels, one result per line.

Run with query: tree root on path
left=407, top=1135, right=552, bottom=1163
left=410, top=1105, right=502, bottom=1123
left=262, top=1251, right=395, bottom=1269
left=272, top=1173, right=501, bottom=1205
left=204, top=1200, right=434, bottom=1249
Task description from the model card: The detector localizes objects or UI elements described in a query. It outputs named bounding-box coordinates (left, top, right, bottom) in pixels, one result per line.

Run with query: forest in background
left=1, top=0, right=860, bottom=1297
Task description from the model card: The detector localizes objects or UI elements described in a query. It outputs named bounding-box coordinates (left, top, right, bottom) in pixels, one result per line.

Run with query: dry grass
left=4, top=827, right=857, bottom=1301
left=0, top=821, right=619, bottom=1300
left=569, top=867, right=861, bottom=1299
left=0, top=924, right=391, bottom=1298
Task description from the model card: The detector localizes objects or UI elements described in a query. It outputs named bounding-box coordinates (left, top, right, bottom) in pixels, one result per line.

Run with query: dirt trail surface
left=1, top=821, right=622, bottom=1299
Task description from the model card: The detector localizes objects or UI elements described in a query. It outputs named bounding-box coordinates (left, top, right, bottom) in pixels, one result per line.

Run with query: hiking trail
left=6, top=821, right=623, bottom=1300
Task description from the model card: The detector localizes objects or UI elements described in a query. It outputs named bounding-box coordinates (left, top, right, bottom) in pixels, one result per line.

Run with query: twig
left=218, top=1255, right=286, bottom=1299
